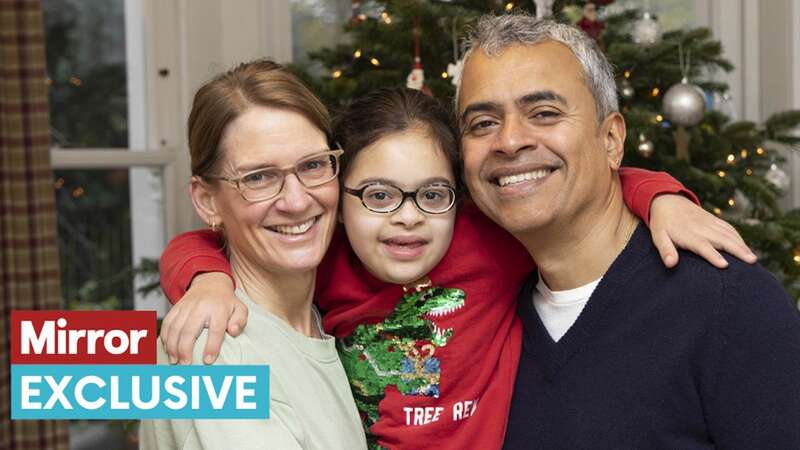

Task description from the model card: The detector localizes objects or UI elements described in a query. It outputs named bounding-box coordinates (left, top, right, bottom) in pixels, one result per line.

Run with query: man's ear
left=601, top=112, right=627, bottom=170
left=190, top=176, right=222, bottom=227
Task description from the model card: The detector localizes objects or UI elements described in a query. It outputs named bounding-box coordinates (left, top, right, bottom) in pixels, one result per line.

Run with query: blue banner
left=11, top=364, right=269, bottom=419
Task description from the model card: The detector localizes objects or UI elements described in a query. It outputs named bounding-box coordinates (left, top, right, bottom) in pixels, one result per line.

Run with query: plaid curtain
left=0, top=1, right=69, bottom=449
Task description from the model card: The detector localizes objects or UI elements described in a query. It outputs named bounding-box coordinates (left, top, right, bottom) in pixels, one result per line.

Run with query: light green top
left=139, top=289, right=367, bottom=450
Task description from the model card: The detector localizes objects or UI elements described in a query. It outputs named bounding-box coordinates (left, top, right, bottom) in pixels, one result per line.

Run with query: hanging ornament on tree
left=406, top=19, right=432, bottom=96
left=663, top=78, right=706, bottom=127
left=632, top=11, right=662, bottom=44
left=447, top=60, right=464, bottom=87
left=534, top=0, right=555, bottom=19
left=765, top=162, right=791, bottom=191
left=349, top=0, right=366, bottom=25
left=577, top=2, right=605, bottom=42
left=446, top=19, right=464, bottom=87
left=727, top=189, right=753, bottom=219
left=620, top=78, right=634, bottom=99
left=637, top=133, right=654, bottom=158
left=663, top=46, right=706, bottom=162
left=710, top=91, right=738, bottom=120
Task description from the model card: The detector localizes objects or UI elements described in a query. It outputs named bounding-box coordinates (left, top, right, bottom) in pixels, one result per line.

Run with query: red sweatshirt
left=160, top=168, right=697, bottom=450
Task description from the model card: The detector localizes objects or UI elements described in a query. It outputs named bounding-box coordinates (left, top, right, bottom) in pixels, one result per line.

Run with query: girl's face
left=341, top=128, right=457, bottom=285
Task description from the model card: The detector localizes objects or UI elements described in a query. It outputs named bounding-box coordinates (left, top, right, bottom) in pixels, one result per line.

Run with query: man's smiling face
left=458, top=40, right=619, bottom=238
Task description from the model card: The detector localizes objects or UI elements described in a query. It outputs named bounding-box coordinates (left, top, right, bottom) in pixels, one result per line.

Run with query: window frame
left=48, top=0, right=183, bottom=315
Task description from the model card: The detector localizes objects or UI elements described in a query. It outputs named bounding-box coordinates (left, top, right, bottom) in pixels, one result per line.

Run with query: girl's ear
left=190, top=176, right=222, bottom=227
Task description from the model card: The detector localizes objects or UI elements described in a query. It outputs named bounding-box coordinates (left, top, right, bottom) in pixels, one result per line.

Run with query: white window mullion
left=124, top=0, right=168, bottom=314
left=50, top=149, right=175, bottom=169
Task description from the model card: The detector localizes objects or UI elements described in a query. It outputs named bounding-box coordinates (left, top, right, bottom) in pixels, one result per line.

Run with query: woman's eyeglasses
left=208, top=149, right=344, bottom=202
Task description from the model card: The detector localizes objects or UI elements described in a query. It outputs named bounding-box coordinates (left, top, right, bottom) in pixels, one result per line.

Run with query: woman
left=139, top=60, right=367, bottom=450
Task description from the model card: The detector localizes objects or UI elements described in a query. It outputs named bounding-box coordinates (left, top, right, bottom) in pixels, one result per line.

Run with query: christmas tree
left=291, top=0, right=800, bottom=302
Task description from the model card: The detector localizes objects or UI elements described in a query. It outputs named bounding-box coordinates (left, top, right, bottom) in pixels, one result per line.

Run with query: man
left=456, top=14, right=800, bottom=449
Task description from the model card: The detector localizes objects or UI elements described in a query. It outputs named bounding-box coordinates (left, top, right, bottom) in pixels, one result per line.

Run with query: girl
left=159, top=88, right=752, bottom=449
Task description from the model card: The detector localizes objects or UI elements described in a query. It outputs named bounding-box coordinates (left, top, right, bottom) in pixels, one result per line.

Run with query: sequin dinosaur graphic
left=337, top=286, right=466, bottom=448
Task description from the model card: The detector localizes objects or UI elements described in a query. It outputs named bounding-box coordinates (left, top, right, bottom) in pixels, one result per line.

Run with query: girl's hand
left=649, top=194, right=758, bottom=269
left=159, top=272, right=247, bottom=365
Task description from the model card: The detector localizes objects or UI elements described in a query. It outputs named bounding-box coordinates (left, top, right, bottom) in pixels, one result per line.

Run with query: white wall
left=158, top=0, right=292, bottom=235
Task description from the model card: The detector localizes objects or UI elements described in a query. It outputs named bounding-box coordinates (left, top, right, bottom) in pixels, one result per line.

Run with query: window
left=44, top=0, right=170, bottom=318
left=43, top=1, right=175, bottom=446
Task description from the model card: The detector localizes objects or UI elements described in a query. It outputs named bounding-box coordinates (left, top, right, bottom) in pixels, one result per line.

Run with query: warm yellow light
left=655, top=115, right=663, bottom=122
left=651, top=87, right=660, bottom=97
left=746, top=168, right=753, bottom=176
left=717, top=170, right=726, bottom=178
left=332, top=70, right=342, bottom=79
left=756, top=147, right=765, bottom=155
left=727, top=198, right=735, bottom=207
left=713, top=207, right=722, bottom=216
left=624, top=71, right=631, bottom=78
left=505, top=2, right=514, bottom=11
left=384, top=17, right=392, bottom=24
left=726, top=154, right=736, bottom=164
left=794, top=255, right=800, bottom=264
left=354, top=49, right=362, bottom=58
left=370, top=58, right=380, bottom=66
left=441, top=72, right=449, bottom=78
left=740, top=149, right=748, bottom=158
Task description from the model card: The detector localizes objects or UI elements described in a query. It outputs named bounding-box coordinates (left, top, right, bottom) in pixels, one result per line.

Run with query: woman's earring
left=209, top=221, right=221, bottom=232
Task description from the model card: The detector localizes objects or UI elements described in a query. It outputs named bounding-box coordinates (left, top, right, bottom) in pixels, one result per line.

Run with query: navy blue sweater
left=503, top=224, right=800, bottom=450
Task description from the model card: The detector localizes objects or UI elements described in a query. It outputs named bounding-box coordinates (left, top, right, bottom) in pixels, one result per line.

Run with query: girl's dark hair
left=333, top=87, right=461, bottom=189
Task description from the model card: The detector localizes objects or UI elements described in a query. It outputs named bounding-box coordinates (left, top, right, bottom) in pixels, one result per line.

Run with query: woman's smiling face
left=214, top=106, right=340, bottom=275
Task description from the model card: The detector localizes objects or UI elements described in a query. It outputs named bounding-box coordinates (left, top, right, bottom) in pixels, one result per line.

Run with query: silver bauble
left=637, top=133, right=654, bottom=158
left=662, top=78, right=706, bottom=127
left=711, top=91, right=738, bottom=120
left=620, top=79, right=634, bottom=99
left=632, top=12, right=662, bottom=44
left=728, top=189, right=752, bottom=219
left=765, top=163, right=790, bottom=190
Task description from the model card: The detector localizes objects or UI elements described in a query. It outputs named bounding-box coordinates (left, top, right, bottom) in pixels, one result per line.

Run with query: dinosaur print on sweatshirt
left=337, top=285, right=466, bottom=447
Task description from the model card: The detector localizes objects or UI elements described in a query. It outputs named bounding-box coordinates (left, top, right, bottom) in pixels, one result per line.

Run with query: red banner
left=11, top=310, right=157, bottom=364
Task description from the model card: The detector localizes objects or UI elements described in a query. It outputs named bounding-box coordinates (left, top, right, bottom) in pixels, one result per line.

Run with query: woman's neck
left=230, top=252, right=320, bottom=338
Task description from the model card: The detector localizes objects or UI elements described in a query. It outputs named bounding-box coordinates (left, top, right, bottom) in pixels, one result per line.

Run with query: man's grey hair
left=457, top=14, right=618, bottom=123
